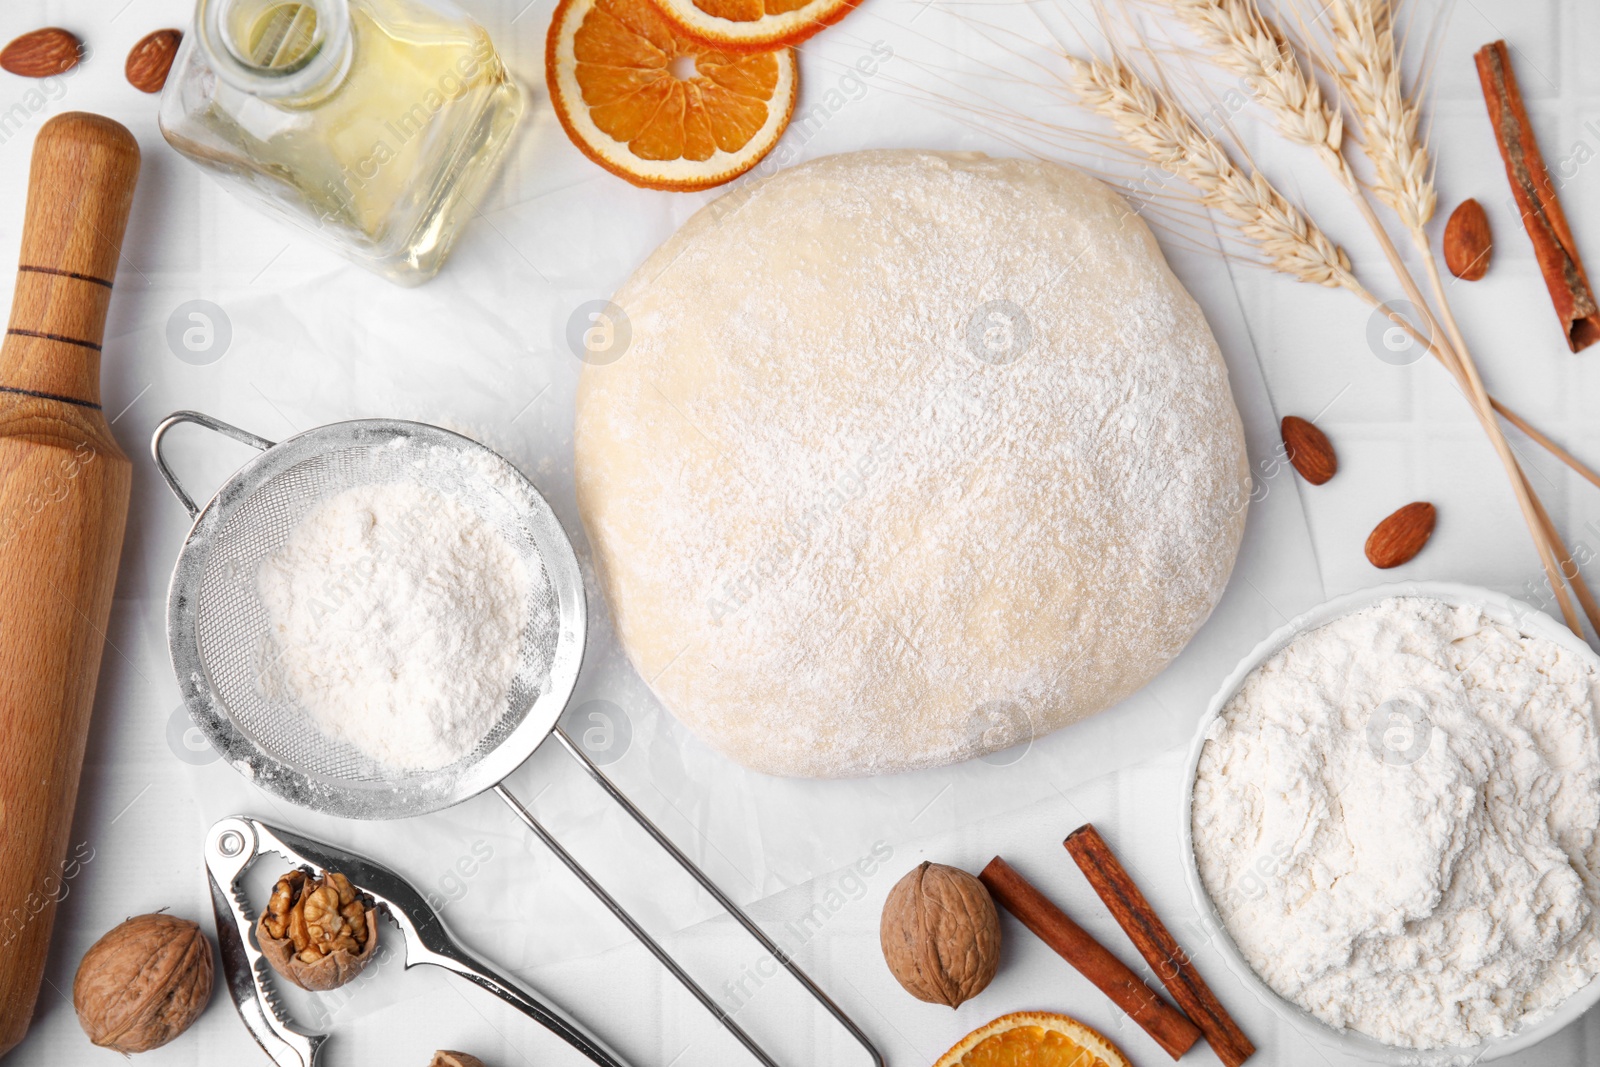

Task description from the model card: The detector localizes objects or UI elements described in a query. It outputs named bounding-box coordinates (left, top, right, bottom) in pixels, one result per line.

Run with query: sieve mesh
left=167, top=419, right=581, bottom=817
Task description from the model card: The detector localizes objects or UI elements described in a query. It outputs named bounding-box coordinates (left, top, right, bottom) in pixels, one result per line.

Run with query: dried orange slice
left=933, top=1012, right=1133, bottom=1067
left=646, top=0, right=866, bottom=52
left=546, top=0, right=798, bottom=191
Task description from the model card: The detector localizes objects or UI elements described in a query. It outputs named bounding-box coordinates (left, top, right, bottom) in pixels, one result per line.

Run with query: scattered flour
left=258, top=482, right=533, bottom=771
left=1192, top=596, right=1600, bottom=1049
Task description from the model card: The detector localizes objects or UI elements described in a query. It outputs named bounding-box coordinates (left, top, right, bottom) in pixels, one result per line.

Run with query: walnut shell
left=257, top=869, right=380, bottom=991
left=73, top=913, right=214, bottom=1053
left=879, top=861, right=1001, bottom=1008
left=429, top=1053, right=486, bottom=1067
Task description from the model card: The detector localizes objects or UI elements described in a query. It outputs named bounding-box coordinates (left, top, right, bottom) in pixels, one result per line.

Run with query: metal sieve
left=154, top=410, right=882, bottom=1067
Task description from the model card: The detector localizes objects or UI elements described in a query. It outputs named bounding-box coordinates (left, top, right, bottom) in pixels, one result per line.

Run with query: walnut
left=429, top=1053, right=486, bottom=1067
left=257, top=869, right=378, bottom=991
left=879, top=861, right=1001, bottom=1008
left=73, top=913, right=214, bottom=1053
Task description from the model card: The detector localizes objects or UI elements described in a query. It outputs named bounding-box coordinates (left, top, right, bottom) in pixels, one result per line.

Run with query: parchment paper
left=155, top=1, right=1325, bottom=1001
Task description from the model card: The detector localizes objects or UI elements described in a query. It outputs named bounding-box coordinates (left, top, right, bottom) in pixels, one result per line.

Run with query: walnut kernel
left=257, top=869, right=378, bottom=991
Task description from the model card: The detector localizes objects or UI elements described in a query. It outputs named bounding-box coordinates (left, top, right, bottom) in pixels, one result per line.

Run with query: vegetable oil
left=161, top=0, right=524, bottom=284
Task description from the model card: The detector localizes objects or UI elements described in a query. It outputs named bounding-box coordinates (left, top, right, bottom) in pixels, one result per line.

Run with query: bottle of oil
left=160, top=0, right=524, bottom=285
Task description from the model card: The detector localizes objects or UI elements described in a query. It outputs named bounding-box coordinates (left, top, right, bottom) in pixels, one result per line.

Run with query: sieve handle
left=495, top=784, right=783, bottom=1067
left=151, top=409, right=275, bottom=517
left=550, top=728, right=885, bottom=1067
left=498, top=747, right=887, bottom=1067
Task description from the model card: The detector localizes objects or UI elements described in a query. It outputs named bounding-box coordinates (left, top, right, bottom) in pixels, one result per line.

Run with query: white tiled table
left=4, top=0, right=1598, bottom=1065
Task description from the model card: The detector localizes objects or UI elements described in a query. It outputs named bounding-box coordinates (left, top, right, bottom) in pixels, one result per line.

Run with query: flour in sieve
left=258, top=482, right=535, bottom=771
left=1192, top=596, right=1600, bottom=1049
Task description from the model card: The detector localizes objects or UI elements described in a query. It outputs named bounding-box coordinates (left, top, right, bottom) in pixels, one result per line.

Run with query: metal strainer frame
left=153, top=410, right=884, bottom=1067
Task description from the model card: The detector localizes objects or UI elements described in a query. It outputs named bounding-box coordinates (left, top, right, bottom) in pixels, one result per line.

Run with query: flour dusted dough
left=575, top=150, right=1248, bottom=777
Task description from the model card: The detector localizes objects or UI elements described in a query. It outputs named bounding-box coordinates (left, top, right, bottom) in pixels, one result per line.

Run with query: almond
left=1365, top=501, right=1436, bottom=569
left=1281, top=415, right=1337, bottom=485
left=125, top=29, right=181, bottom=94
left=0, top=28, right=82, bottom=78
left=1443, top=199, right=1492, bottom=281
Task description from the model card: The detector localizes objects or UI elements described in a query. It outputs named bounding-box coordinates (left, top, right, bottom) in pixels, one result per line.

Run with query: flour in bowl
left=1191, top=596, right=1600, bottom=1049
left=258, top=482, right=533, bottom=771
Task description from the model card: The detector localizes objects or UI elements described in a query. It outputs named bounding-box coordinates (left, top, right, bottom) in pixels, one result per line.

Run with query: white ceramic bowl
left=1180, top=580, right=1600, bottom=1064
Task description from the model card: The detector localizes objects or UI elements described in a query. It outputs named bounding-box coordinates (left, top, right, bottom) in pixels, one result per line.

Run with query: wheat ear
left=1324, top=0, right=1436, bottom=229
left=1063, top=54, right=1357, bottom=289
left=1164, top=0, right=1352, bottom=182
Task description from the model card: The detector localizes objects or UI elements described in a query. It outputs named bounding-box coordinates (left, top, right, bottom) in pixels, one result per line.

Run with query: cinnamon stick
left=979, top=856, right=1201, bottom=1061
left=1065, top=825, right=1255, bottom=1067
left=1475, top=40, right=1600, bottom=352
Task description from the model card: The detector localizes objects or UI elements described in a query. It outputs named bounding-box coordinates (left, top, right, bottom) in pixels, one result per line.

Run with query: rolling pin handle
left=152, top=410, right=275, bottom=518
left=0, top=112, right=140, bottom=407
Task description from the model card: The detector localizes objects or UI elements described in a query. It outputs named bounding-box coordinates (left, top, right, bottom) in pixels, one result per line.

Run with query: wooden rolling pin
left=0, top=113, right=139, bottom=1058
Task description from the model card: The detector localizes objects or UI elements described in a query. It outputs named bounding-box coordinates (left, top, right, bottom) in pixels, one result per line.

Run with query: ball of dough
left=575, top=150, right=1248, bottom=777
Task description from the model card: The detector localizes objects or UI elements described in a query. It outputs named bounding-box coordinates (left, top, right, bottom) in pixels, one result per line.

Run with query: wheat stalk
left=1161, top=0, right=1451, bottom=340
left=1063, top=54, right=1357, bottom=289
left=1159, top=1, right=1435, bottom=305
left=1319, top=0, right=1596, bottom=632
left=1147, top=0, right=1596, bottom=636
left=1149, top=0, right=1600, bottom=494
left=1068, top=38, right=1593, bottom=635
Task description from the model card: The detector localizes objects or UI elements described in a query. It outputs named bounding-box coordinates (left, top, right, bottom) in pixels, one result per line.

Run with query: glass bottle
left=160, top=0, right=525, bottom=285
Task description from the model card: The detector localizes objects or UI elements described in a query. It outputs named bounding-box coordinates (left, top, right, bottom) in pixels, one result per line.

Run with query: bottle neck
left=196, top=0, right=354, bottom=103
